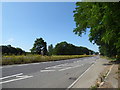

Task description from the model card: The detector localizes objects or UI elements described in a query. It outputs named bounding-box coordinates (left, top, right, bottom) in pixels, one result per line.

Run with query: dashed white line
left=40, top=70, right=56, bottom=72
left=59, top=67, right=72, bottom=71
left=46, top=66, right=62, bottom=69
left=0, top=73, right=23, bottom=80
left=59, top=64, right=83, bottom=71
left=16, top=75, right=28, bottom=78
left=44, top=63, right=83, bottom=72
left=45, top=63, right=68, bottom=69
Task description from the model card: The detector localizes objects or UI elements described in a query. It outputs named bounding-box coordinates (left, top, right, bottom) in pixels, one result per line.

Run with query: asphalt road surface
left=1, top=56, right=99, bottom=88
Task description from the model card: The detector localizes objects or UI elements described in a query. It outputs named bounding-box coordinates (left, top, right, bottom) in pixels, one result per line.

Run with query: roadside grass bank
left=1, top=55, right=93, bottom=65
left=100, top=56, right=120, bottom=64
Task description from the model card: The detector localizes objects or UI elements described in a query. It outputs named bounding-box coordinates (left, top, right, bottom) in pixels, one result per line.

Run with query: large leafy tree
left=73, top=2, right=120, bottom=58
left=30, top=38, right=47, bottom=55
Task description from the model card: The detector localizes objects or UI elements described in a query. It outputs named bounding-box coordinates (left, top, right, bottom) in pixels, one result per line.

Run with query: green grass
left=90, top=85, right=97, bottom=90
left=1, top=55, right=93, bottom=65
left=100, top=56, right=118, bottom=61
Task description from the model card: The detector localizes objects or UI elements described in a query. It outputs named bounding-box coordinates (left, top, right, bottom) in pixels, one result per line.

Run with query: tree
left=73, top=2, right=120, bottom=59
left=30, top=38, right=47, bottom=55
left=53, top=41, right=73, bottom=55
left=48, top=44, right=54, bottom=56
left=53, top=41, right=94, bottom=55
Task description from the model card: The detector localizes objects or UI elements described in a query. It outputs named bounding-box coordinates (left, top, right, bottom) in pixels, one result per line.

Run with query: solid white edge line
left=2, top=62, right=42, bottom=68
left=105, top=64, right=114, bottom=79
left=0, top=75, right=33, bottom=84
left=99, top=64, right=114, bottom=87
left=2, top=56, right=95, bottom=68
left=67, top=63, right=95, bottom=89
left=0, top=73, right=23, bottom=80
left=2, top=61, right=55, bottom=68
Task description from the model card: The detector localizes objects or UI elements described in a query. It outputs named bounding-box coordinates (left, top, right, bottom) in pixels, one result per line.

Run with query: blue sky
left=2, top=2, right=99, bottom=52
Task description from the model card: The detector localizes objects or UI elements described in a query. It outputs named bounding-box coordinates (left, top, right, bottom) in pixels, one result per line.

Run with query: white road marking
left=2, top=57, right=95, bottom=69
left=67, top=63, right=95, bottom=89
left=16, top=62, right=41, bottom=66
left=2, top=66, right=13, bottom=68
left=45, top=66, right=55, bottom=69
left=105, top=64, right=114, bottom=79
left=0, top=73, right=23, bottom=80
left=2, top=62, right=45, bottom=68
left=59, top=67, right=72, bottom=71
left=44, top=62, right=83, bottom=72
left=41, top=62, right=48, bottom=63
left=17, top=64, right=30, bottom=66
left=59, top=65, right=82, bottom=71
left=40, top=70, right=56, bottom=72
left=0, top=75, right=33, bottom=84
left=2, top=64, right=29, bottom=68
left=45, top=63, right=68, bottom=69
left=99, top=64, right=114, bottom=87
left=16, top=75, right=28, bottom=78
left=46, top=66, right=62, bottom=69
left=72, top=65, right=82, bottom=68
left=41, top=61, right=52, bottom=64
left=73, top=61, right=80, bottom=63
left=52, top=66, right=62, bottom=68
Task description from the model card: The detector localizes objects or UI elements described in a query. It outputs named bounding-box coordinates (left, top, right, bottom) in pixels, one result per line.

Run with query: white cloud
left=4, top=38, right=14, bottom=45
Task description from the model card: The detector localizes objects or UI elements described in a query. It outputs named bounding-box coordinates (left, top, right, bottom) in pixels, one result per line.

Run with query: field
left=1, top=55, right=93, bottom=65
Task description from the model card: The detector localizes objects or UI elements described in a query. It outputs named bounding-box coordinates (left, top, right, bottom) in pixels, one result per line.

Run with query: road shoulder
left=72, top=57, right=109, bottom=88
left=99, top=64, right=118, bottom=88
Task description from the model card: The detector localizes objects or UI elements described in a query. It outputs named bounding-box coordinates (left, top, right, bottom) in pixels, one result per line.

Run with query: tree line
left=30, top=38, right=96, bottom=56
left=52, top=41, right=95, bottom=55
left=73, top=2, right=120, bottom=59
left=1, top=45, right=25, bottom=55
left=1, top=38, right=97, bottom=56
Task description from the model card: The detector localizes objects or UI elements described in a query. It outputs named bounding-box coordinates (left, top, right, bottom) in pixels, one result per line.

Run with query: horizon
left=2, top=2, right=99, bottom=52
left=1, top=41, right=98, bottom=52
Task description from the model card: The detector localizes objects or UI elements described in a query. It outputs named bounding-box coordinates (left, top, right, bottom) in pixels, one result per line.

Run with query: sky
left=2, top=2, right=99, bottom=52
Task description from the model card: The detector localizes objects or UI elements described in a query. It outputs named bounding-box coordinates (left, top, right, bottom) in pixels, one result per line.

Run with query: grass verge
left=1, top=55, right=93, bottom=65
left=100, top=56, right=117, bottom=61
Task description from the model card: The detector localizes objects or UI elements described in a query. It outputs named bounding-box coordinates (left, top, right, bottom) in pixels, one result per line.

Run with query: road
left=1, top=56, right=99, bottom=88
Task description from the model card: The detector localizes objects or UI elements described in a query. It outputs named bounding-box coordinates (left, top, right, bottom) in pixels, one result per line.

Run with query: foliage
left=53, top=41, right=95, bottom=55
left=1, top=45, right=25, bottom=55
left=30, top=38, right=47, bottom=55
left=73, top=2, right=120, bottom=59
left=48, top=44, right=54, bottom=56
